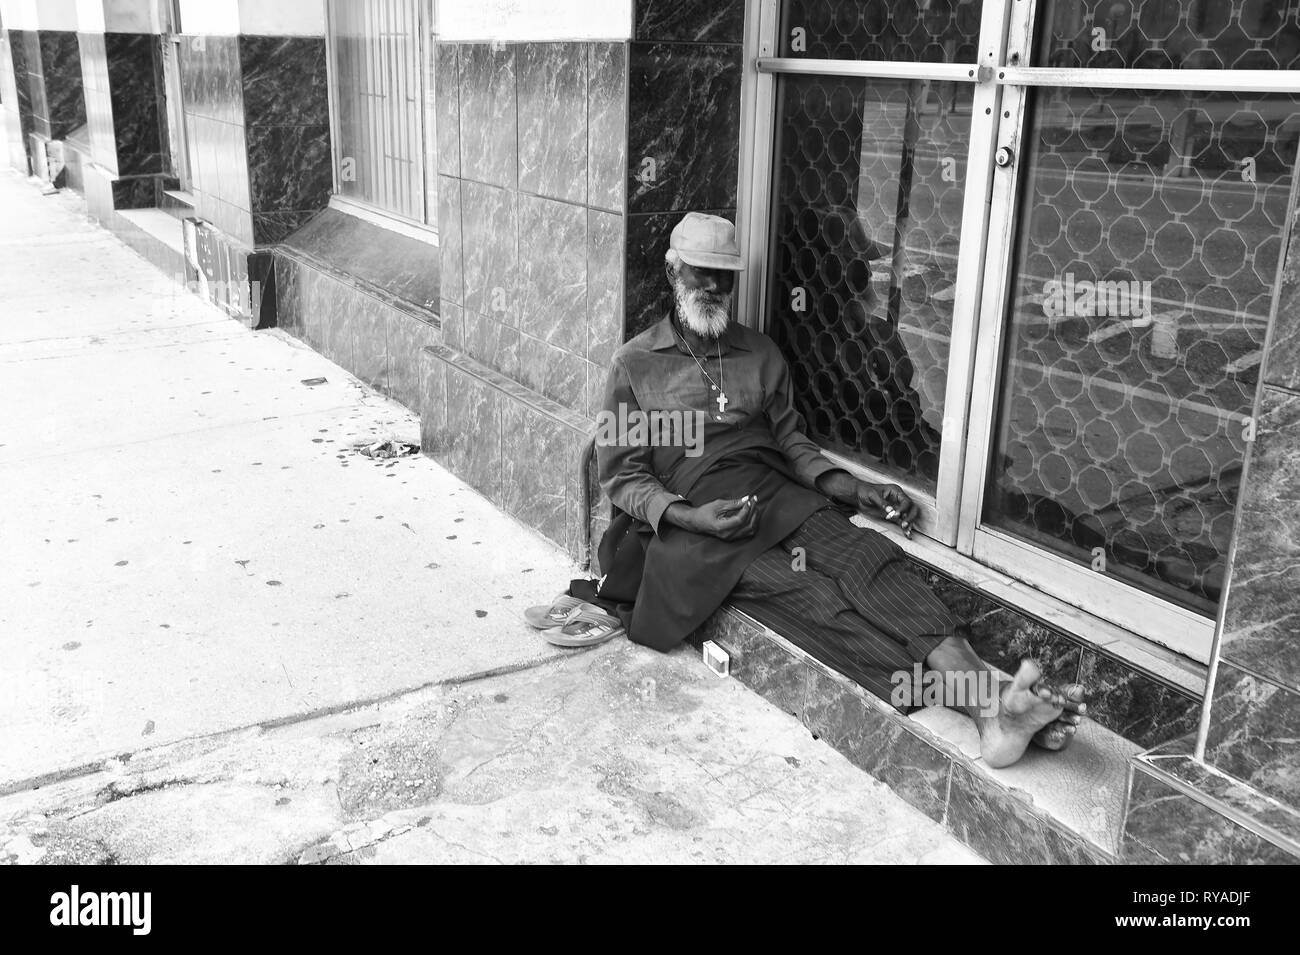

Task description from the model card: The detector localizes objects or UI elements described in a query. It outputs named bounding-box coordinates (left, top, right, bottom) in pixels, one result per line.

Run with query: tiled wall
left=431, top=34, right=627, bottom=557
left=1194, top=195, right=1300, bottom=814
left=179, top=34, right=253, bottom=245
left=75, top=33, right=116, bottom=171
left=0, top=30, right=26, bottom=171
left=176, top=33, right=331, bottom=250
left=624, top=0, right=744, bottom=338
left=239, top=36, right=331, bottom=245
left=104, top=34, right=166, bottom=177
left=276, top=250, right=439, bottom=416
left=36, top=30, right=84, bottom=141
left=78, top=32, right=168, bottom=196
left=437, top=39, right=626, bottom=421
left=9, top=31, right=40, bottom=148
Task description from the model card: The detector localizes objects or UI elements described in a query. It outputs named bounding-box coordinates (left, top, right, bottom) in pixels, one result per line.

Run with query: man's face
left=670, top=260, right=735, bottom=339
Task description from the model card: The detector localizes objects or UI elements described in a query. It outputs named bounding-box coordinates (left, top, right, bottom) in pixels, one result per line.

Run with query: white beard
left=673, top=277, right=732, bottom=339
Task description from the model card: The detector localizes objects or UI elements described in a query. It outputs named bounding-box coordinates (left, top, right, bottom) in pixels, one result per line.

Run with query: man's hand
left=816, top=469, right=919, bottom=537
left=663, top=496, right=759, bottom=540
left=856, top=482, right=919, bottom=538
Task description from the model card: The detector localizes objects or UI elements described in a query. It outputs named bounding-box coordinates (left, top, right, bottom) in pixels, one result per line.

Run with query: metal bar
left=998, top=66, right=1300, bottom=93
left=933, top=0, right=1015, bottom=547
left=756, top=57, right=979, bottom=83
left=956, top=0, right=1037, bottom=554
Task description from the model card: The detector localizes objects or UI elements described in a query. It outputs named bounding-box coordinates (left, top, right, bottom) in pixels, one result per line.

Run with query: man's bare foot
left=1032, top=683, right=1087, bottom=751
left=976, top=660, right=1066, bottom=768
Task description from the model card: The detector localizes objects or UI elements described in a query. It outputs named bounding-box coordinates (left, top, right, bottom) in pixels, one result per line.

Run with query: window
left=752, top=0, right=1300, bottom=660
left=326, top=0, right=436, bottom=228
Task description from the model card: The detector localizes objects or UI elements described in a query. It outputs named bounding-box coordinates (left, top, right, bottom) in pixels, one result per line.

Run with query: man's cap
left=670, top=212, right=745, bottom=271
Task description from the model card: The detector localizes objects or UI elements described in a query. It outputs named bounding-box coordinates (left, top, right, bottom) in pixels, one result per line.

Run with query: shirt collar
left=647, top=312, right=750, bottom=355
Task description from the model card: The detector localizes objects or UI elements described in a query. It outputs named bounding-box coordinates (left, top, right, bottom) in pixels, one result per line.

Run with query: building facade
left=2, top=0, right=1297, bottom=864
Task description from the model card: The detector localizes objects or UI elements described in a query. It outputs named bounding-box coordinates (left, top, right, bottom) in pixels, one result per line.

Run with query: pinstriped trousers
left=729, top=508, right=956, bottom=709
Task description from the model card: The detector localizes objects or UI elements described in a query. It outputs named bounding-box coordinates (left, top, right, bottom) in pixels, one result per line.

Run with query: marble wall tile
left=321, top=282, right=355, bottom=370
left=37, top=31, right=85, bottom=140
left=802, top=666, right=951, bottom=821
left=516, top=42, right=586, bottom=204
left=460, top=179, right=518, bottom=321
left=1220, top=387, right=1300, bottom=692
left=239, top=36, right=328, bottom=127
left=946, top=763, right=1107, bottom=864
left=297, top=258, right=327, bottom=352
left=246, top=250, right=274, bottom=327
left=1122, top=764, right=1296, bottom=863
left=251, top=211, right=311, bottom=247
left=274, top=254, right=302, bottom=334
left=1263, top=200, right=1300, bottom=391
left=463, top=311, right=521, bottom=381
left=9, top=31, right=36, bottom=153
left=438, top=174, right=463, bottom=306
left=439, top=299, right=466, bottom=352
left=387, top=312, right=440, bottom=413
left=1204, top=663, right=1300, bottom=810
left=587, top=42, right=626, bottom=213
left=435, top=42, right=460, bottom=177
left=1142, top=746, right=1300, bottom=846
left=351, top=294, right=390, bottom=392
left=77, top=33, right=116, bottom=172
left=627, top=42, right=741, bottom=214
left=585, top=360, right=608, bottom=420
left=458, top=43, right=516, bottom=189
left=516, top=193, right=587, bottom=355
left=564, top=430, right=600, bottom=562
left=634, top=0, right=746, bottom=43
left=1076, top=649, right=1202, bottom=749
left=246, top=123, right=331, bottom=213
left=587, top=209, right=625, bottom=367
left=499, top=400, right=572, bottom=547
left=105, top=33, right=165, bottom=176
left=419, top=345, right=448, bottom=453
left=704, top=609, right=808, bottom=717
left=441, top=363, right=504, bottom=502
left=518, top=334, right=588, bottom=412
left=917, top=567, right=1084, bottom=684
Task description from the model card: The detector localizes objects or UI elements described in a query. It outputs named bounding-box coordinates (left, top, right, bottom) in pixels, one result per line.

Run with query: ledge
left=1124, top=739, right=1300, bottom=863
left=280, top=207, right=440, bottom=318
left=696, top=604, right=1142, bottom=864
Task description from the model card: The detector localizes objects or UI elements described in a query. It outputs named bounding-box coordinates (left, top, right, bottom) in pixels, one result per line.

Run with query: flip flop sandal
left=541, top=605, right=625, bottom=648
left=524, top=593, right=584, bottom=629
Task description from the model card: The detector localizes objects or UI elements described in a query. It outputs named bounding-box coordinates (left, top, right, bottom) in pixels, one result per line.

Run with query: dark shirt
left=597, top=315, right=838, bottom=530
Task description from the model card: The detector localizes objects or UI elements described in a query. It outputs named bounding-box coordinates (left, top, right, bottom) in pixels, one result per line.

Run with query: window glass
left=328, top=0, right=429, bottom=223
left=779, top=0, right=983, bottom=62
left=1034, top=0, right=1300, bottom=70
left=765, top=75, right=973, bottom=490
left=984, top=85, right=1298, bottom=612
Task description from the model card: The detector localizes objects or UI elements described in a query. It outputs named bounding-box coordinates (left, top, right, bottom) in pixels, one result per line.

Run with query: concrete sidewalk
left=0, top=172, right=979, bottom=863
left=0, top=171, right=575, bottom=786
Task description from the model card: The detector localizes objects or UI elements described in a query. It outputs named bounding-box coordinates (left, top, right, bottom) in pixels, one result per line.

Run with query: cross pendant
left=716, top=391, right=728, bottom=413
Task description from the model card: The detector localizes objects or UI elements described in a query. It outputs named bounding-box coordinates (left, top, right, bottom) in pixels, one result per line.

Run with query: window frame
left=323, top=0, right=438, bottom=234
left=740, top=0, right=1300, bottom=662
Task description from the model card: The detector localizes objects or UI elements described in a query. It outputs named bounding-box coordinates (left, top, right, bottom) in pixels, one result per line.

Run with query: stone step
left=696, top=605, right=1140, bottom=864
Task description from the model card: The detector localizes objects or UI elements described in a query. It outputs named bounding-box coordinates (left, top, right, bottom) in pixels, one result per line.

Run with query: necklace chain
left=675, top=327, right=727, bottom=410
